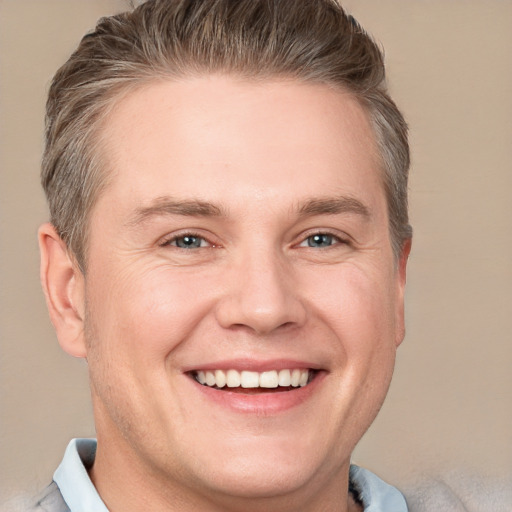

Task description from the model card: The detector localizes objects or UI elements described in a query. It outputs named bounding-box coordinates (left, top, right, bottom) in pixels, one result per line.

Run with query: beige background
left=1, top=0, right=511, bottom=506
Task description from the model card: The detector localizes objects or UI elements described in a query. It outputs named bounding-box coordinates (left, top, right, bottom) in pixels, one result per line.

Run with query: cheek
left=83, top=264, right=217, bottom=437
left=85, top=262, right=218, bottom=363
left=304, top=262, right=399, bottom=368
left=313, top=262, right=396, bottom=328
left=295, top=264, right=399, bottom=450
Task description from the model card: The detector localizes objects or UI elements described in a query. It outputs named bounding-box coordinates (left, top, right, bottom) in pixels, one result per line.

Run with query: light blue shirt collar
left=54, top=438, right=407, bottom=511
left=54, top=438, right=108, bottom=512
left=349, top=465, right=408, bottom=511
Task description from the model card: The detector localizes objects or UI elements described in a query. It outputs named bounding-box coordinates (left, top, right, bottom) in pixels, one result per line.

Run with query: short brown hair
left=42, top=0, right=411, bottom=270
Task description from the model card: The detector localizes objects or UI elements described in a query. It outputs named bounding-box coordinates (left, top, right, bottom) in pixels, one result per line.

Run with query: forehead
left=96, top=76, right=384, bottom=215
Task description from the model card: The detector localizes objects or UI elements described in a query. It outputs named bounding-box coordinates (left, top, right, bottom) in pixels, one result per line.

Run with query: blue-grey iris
left=307, top=234, right=333, bottom=248
left=176, top=235, right=202, bottom=248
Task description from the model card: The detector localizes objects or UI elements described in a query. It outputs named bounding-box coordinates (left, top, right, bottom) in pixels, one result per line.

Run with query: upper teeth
left=195, top=369, right=310, bottom=388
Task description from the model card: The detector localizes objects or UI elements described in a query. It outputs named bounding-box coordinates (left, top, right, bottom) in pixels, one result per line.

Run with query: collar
left=53, top=438, right=108, bottom=512
left=349, top=465, right=408, bottom=511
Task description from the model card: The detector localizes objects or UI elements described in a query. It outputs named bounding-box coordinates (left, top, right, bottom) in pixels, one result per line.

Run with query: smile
left=187, top=364, right=325, bottom=413
left=194, top=368, right=313, bottom=390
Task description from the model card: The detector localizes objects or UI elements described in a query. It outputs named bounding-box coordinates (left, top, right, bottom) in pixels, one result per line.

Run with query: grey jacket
left=28, top=482, right=70, bottom=512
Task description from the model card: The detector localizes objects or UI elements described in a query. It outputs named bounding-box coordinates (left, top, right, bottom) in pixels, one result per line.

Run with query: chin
left=183, top=432, right=339, bottom=500
left=202, top=459, right=314, bottom=500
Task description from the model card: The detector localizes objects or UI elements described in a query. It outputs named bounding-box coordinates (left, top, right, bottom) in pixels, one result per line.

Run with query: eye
left=162, top=234, right=210, bottom=249
left=301, top=233, right=339, bottom=248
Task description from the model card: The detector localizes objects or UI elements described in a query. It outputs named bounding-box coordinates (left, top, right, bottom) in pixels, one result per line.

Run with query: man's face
left=80, top=77, right=408, bottom=502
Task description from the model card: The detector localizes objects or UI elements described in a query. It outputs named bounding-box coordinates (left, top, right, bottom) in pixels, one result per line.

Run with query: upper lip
left=182, top=358, right=324, bottom=373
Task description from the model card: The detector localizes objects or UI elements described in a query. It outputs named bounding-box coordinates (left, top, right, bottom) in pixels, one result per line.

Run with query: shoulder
left=403, top=471, right=512, bottom=512
left=25, top=482, right=70, bottom=512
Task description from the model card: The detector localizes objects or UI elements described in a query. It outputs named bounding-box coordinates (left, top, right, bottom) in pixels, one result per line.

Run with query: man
left=34, top=0, right=412, bottom=510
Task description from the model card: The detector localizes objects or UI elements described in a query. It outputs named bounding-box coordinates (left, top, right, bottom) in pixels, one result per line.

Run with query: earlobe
left=38, top=223, right=87, bottom=358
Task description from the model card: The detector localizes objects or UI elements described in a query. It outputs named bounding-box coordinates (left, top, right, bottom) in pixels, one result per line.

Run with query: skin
left=39, top=76, right=410, bottom=512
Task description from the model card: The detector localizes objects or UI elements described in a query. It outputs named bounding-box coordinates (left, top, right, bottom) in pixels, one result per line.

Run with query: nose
left=214, top=249, right=307, bottom=335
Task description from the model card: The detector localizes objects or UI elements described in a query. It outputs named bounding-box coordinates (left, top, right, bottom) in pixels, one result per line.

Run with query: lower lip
left=189, top=372, right=326, bottom=414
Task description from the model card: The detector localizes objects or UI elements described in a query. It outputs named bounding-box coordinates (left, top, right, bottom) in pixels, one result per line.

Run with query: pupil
left=308, top=234, right=332, bottom=247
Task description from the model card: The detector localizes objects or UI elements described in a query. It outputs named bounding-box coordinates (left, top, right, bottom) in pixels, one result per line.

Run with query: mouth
left=186, top=363, right=325, bottom=413
left=191, top=368, right=317, bottom=394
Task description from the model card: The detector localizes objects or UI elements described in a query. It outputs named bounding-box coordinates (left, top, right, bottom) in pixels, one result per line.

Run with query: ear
left=394, top=237, right=412, bottom=347
left=38, top=223, right=87, bottom=358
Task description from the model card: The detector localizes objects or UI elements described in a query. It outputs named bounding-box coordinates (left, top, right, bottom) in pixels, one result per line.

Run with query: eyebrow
left=127, top=194, right=371, bottom=227
left=297, top=196, right=371, bottom=219
left=127, top=197, right=225, bottom=226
